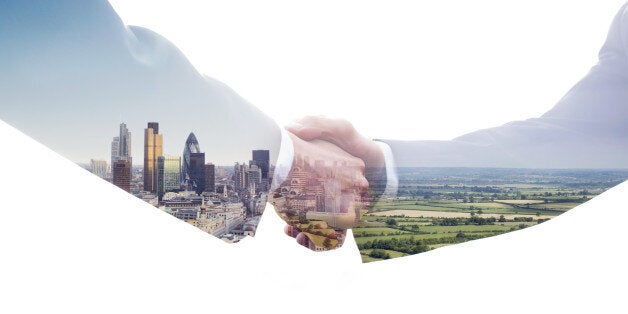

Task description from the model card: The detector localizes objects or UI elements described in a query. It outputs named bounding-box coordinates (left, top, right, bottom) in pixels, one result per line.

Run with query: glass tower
left=157, top=156, right=181, bottom=200
left=143, top=122, right=163, bottom=193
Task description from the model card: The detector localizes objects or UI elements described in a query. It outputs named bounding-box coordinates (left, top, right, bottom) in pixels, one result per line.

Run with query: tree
left=386, top=218, right=398, bottom=227
left=369, top=249, right=390, bottom=259
left=498, top=215, right=506, bottom=222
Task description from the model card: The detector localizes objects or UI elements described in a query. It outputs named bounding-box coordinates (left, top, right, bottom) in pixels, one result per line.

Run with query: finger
left=295, top=232, right=311, bottom=249
left=297, top=229, right=347, bottom=251
left=285, top=123, right=324, bottom=141
left=290, top=116, right=353, bottom=145
left=358, top=176, right=369, bottom=189
left=284, top=225, right=299, bottom=238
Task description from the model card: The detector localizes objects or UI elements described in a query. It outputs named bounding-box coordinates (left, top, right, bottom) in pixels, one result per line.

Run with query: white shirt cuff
left=271, top=129, right=294, bottom=191
left=375, top=141, right=398, bottom=197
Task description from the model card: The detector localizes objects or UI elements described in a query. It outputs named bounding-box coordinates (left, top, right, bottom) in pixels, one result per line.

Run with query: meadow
left=355, top=167, right=628, bottom=262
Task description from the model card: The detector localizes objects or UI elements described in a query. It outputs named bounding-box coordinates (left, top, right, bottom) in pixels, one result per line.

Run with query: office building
left=143, top=122, right=163, bottom=193
left=119, top=123, right=131, bottom=161
left=90, top=159, right=108, bottom=179
left=182, top=132, right=201, bottom=185
left=204, top=163, right=215, bottom=193
left=252, top=150, right=270, bottom=180
left=246, top=165, right=262, bottom=195
left=157, top=156, right=181, bottom=200
left=189, top=152, right=205, bottom=195
left=111, top=136, right=119, bottom=173
left=113, top=159, right=131, bottom=192
left=111, top=123, right=132, bottom=173
left=233, top=162, right=248, bottom=193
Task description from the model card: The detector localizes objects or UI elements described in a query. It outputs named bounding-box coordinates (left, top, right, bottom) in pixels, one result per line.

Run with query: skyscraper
left=189, top=152, right=205, bottom=195
left=252, top=150, right=270, bottom=180
left=113, top=159, right=131, bottom=192
left=157, top=156, right=181, bottom=200
left=119, top=123, right=132, bottom=162
left=246, top=165, right=262, bottom=195
left=233, top=162, right=248, bottom=193
left=181, top=132, right=201, bottom=185
left=90, top=159, right=108, bottom=179
left=252, top=150, right=270, bottom=192
left=111, top=136, right=119, bottom=173
left=143, top=122, right=163, bottom=193
left=204, top=163, right=215, bottom=193
left=111, top=123, right=132, bottom=174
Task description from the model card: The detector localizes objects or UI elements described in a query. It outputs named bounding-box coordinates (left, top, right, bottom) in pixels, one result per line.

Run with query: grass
left=353, top=231, right=504, bottom=246
left=352, top=227, right=413, bottom=236
left=360, top=249, right=409, bottom=260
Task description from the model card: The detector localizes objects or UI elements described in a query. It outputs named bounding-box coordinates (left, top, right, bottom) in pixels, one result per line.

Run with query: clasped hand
left=271, top=117, right=385, bottom=251
left=270, top=132, right=368, bottom=250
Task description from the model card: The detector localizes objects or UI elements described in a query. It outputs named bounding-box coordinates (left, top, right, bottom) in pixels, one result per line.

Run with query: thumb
left=285, top=123, right=324, bottom=141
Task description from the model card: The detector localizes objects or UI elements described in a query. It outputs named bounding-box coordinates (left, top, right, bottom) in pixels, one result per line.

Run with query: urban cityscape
left=270, top=153, right=369, bottom=251
left=83, top=122, right=272, bottom=243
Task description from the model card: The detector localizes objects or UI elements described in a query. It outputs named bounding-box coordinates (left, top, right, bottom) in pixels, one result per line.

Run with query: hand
left=270, top=132, right=369, bottom=251
left=286, top=116, right=385, bottom=176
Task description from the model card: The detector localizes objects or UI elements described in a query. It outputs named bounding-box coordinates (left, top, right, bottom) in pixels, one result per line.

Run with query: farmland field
left=356, top=167, right=628, bottom=263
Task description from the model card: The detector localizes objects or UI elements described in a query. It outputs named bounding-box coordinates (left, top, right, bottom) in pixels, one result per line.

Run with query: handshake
left=270, top=116, right=388, bottom=251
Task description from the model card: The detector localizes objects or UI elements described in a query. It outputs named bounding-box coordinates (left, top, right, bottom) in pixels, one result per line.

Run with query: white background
left=1, top=1, right=627, bottom=313
left=110, top=0, right=624, bottom=140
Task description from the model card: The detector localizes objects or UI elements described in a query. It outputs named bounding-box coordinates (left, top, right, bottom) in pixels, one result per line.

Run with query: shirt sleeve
left=271, top=129, right=294, bottom=191
left=374, top=141, right=398, bottom=198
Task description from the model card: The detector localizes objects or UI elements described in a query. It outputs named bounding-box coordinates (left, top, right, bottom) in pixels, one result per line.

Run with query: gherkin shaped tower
left=181, top=132, right=201, bottom=185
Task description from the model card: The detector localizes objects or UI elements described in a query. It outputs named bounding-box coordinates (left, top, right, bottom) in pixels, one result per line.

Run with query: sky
left=108, top=0, right=625, bottom=141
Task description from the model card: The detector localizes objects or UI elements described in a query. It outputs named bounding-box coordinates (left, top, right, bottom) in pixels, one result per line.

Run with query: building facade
left=143, top=122, right=163, bottom=193
left=252, top=150, right=269, bottom=180
left=111, top=136, right=119, bottom=174
left=157, top=156, right=181, bottom=200
left=113, top=159, right=131, bottom=192
left=90, top=159, right=108, bottom=179
left=204, top=163, right=215, bottom=193
left=181, top=132, right=201, bottom=186
left=189, top=152, right=206, bottom=195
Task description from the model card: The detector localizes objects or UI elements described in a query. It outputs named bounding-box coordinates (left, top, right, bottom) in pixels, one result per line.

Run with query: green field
left=355, top=167, right=628, bottom=263
left=360, top=249, right=409, bottom=262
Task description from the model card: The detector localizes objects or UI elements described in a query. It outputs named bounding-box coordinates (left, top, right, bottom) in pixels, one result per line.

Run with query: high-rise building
left=157, top=156, right=181, bottom=200
left=147, top=122, right=159, bottom=135
left=181, top=132, right=201, bottom=185
left=111, top=136, right=119, bottom=173
left=113, top=159, right=131, bottom=192
left=111, top=123, right=132, bottom=173
left=119, top=123, right=132, bottom=162
left=90, top=159, right=108, bottom=179
left=252, top=150, right=270, bottom=192
left=252, top=150, right=270, bottom=180
left=204, top=163, right=215, bottom=193
left=143, top=122, right=163, bottom=193
left=246, top=165, right=262, bottom=195
left=233, top=162, right=248, bottom=193
left=189, top=152, right=205, bottom=195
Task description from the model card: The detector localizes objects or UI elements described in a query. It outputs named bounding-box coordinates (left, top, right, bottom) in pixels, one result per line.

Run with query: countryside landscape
left=355, top=167, right=628, bottom=263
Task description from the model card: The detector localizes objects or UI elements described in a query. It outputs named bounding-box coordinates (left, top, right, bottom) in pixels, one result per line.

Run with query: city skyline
left=88, top=119, right=275, bottom=243
left=78, top=122, right=271, bottom=167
